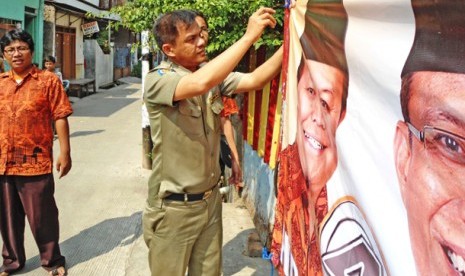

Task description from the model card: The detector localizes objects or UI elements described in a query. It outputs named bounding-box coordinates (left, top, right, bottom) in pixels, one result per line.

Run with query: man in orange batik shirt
left=0, top=29, right=72, bottom=276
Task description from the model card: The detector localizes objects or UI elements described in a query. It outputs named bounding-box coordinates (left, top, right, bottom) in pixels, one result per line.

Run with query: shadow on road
left=71, top=97, right=138, bottom=118
left=222, top=229, right=273, bottom=276
left=23, top=212, right=142, bottom=272
left=71, top=84, right=140, bottom=118
left=70, top=130, right=105, bottom=138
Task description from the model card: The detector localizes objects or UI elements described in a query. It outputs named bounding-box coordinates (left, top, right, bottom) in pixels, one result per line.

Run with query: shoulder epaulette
left=156, top=68, right=173, bottom=76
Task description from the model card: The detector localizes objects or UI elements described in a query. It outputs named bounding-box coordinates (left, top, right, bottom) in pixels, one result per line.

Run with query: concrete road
left=6, top=78, right=272, bottom=276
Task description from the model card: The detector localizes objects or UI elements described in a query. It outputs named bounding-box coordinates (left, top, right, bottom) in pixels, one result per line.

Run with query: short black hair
left=0, top=29, right=34, bottom=53
left=192, top=10, right=208, bottom=28
left=44, top=55, right=56, bottom=63
left=153, top=10, right=197, bottom=51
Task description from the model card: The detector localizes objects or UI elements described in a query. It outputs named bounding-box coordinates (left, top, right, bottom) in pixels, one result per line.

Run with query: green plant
left=96, top=28, right=111, bottom=54
left=105, top=0, right=284, bottom=57
left=131, top=61, right=142, bottom=78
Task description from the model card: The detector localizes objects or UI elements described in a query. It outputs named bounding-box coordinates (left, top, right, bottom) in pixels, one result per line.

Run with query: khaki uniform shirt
left=144, top=60, right=243, bottom=203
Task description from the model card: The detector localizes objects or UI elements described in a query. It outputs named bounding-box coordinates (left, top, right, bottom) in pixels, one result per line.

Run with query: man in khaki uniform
left=143, top=8, right=283, bottom=276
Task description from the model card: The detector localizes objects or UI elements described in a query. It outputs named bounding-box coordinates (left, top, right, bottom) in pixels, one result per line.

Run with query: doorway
left=55, top=26, right=76, bottom=79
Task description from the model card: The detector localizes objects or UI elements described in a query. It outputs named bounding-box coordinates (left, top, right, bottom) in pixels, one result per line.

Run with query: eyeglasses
left=3, top=46, right=30, bottom=56
left=407, top=122, right=465, bottom=165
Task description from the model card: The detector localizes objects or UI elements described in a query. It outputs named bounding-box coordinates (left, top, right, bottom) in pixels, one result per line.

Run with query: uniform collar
left=156, top=60, right=195, bottom=76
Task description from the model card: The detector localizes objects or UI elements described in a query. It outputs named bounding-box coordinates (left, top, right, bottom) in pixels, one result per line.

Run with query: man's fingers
left=261, top=14, right=277, bottom=28
left=244, top=7, right=278, bottom=43
left=255, top=7, right=276, bottom=16
left=255, top=9, right=277, bottom=28
left=56, top=159, right=71, bottom=179
left=228, top=175, right=237, bottom=185
left=58, top=165, right=71, bottom=179
left=56, top=164, right=64, bottom=179
left=59, top=169, right=68, bottom=179
left=234, top=173, right=242, bottom=184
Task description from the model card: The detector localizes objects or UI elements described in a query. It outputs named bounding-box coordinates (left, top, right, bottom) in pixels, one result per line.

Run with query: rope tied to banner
left=284, top=0, right=291, bottom=9
left=262, top=246, right=274, bottom=276
left=274, top=0, right=292, bottom=9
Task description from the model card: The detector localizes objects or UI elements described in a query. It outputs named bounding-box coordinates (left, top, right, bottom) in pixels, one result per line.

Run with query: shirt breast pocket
left=176, top=101, right=203, bottom=137
left=23, top=88, right=49, bottom=113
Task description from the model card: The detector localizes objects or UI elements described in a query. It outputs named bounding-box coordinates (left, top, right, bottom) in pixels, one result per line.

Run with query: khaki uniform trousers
left=143, top=185, right=222, bottom=276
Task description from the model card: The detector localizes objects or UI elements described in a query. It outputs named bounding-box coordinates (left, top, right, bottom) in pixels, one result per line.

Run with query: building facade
left=44, top=0, right=112, bottom=82
left=0, top=0, right=44, bottom=67
left=44, top=0, right=135, bottom=87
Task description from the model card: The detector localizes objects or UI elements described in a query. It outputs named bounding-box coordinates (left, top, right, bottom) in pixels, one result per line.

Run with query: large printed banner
left=270, top=0, right=465, bottom=275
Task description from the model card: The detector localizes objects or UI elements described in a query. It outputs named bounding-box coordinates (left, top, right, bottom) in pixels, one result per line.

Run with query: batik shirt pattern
left=0, top=67, right=73, bottom=175
left=220, top=96, right=239, bottom=117
left=271, top=144, right=328, bottom=275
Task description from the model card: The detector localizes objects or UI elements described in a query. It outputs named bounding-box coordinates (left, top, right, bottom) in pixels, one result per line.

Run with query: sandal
left=49, top=266, right=67, bottom=276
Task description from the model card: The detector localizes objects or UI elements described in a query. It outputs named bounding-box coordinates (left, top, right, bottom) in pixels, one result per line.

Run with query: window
left=0, top=18, right=21, bottom=39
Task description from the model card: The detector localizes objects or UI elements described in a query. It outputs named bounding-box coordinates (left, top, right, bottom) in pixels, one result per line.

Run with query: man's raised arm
left=173, top=7, right=277, bottom=101
left=234, top=45, right=283, bottom=93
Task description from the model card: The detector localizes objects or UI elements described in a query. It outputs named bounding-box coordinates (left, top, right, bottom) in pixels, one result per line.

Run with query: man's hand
left=229, top=160, right=243, bottom=186
left=56, top=152, right=72, bottom=179
left=244, top=7, right=277, bottom=44
left=54, top=118, right=71, bottom=179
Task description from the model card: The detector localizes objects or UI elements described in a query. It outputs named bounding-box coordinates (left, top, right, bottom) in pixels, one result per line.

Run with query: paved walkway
left=6, top=77, right=272, bottom=275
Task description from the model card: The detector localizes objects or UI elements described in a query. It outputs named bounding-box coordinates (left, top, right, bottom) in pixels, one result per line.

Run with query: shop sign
left=81, top=21, right=99, bottom=35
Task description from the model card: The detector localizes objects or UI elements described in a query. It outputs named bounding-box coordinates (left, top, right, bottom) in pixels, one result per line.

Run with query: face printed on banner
left=296, top=59, right=346, bottom=198
left=394, top=71, right=465, bottom=276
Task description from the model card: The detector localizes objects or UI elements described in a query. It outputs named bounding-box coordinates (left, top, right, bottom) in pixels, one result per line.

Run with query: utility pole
left=141, top=30, right=152, bottom=169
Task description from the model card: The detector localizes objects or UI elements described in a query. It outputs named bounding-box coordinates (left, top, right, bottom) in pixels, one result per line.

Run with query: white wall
left=95, top=43, right=113, bottom=88
left=84, top=40, right=113, bottom=88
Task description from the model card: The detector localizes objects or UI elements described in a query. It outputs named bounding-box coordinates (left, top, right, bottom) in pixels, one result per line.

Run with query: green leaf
left=98, top=0, right=284, bottom=61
